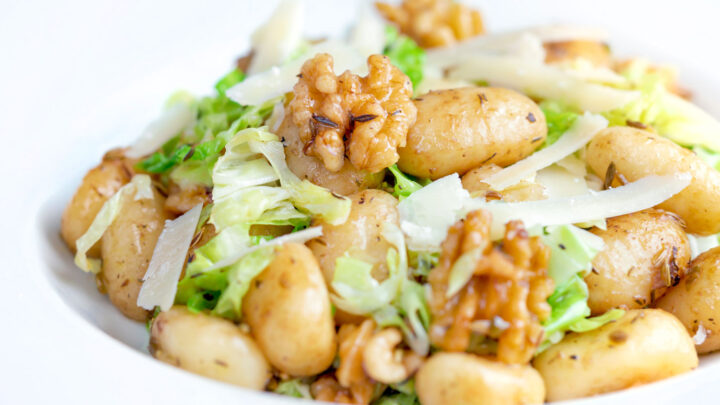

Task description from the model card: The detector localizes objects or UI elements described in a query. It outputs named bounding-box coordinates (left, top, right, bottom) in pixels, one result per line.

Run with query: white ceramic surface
left=3, top=0, right=720, bottom=403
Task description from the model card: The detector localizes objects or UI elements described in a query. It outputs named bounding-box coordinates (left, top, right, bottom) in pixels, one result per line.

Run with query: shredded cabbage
left=203, top=226, right=323, bottom=273
left=137, top=203, right=203, bottom=311
left=74, top=175, right=154, bottom=273
left=384, top=26, right=425, bottom=88
left=604, top=60, right=720, bottom=152
left=135, top=94, right=276, bottom=185
left=274, top=378, right=312, bottom=399
left=210, top=127, right=306, bottom=229
left=175, top=226, right=323, bottom=316
left=214, top=68, right=246, bottom=97
left=200, top=125, right=347, bottom=271
left=249, top=135, right=351, bottom=225
left=171, top=124, right=343, bottom=317
left=483, top=113, right=607, bottom=190
left=538, top=225, right=624, bottom=350
left=542, top=225, right=605, bottom=285
left=693, top=146, right=720, bottom=171
left=331, top=223, right=408, bottom=315
left=388, top=164, right=426, bottom=201
left=374, top=392, right=420, bottom=405
left=541, top=275, right=625, bottom=350
left=398, top=173, right=471, bottom=251
left=212, top=247, right=276, bottom=319
left=374, top=280, right=431, bottom=356
left=569, top=308, right=626, bottom=333
left=539, top=100, right=580, bottom=146
left=446, top=248, right=483, bottom=298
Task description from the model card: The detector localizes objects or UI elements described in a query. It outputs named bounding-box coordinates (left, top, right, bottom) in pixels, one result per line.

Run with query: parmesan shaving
left=126, top=103, right=195, bottom=159
left=447, top=54, right=640, bottom=112
left=466, top=173, right=692, bottom=239
left=483, top=113, right=607, bottom=190
left=137, top=203, right=203, bottom=311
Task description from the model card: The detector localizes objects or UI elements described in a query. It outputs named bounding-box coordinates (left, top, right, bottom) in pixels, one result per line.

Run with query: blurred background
left=2, top=0, right=718, bottom=153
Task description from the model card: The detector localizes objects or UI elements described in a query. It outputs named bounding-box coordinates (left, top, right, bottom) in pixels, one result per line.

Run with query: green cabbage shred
left=539, top=225, right=624, bottom=350
left=383, top=26, right=425, bottom=89
left=539, top=100, right=580, bottom=147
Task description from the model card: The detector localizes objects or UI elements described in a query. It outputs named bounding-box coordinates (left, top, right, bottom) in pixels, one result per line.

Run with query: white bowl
left=6, top=0, right=720, bottom=403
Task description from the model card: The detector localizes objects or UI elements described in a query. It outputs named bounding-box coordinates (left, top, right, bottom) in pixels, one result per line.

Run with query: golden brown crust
left=585, top=209, right=691, bottom=314
left=290, top=53, right=417, bottom=174
left=397, top=87, right=547, bottom=179
left=428, top=210, right=554, bottom=364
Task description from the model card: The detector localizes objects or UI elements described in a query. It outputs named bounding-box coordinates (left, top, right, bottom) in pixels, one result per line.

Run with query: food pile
left=61, top=0, right=720, bottom=403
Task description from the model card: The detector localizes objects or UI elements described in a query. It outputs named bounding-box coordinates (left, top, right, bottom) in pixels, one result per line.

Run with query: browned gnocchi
left=100, top=188, right=170, bottom=321
left=656, top=246, right=720, bottom=354
left=61, top=154, right=131, bottom=256
left=398, top=87, right=546, bottom=179
left=243, top=243, right=336, bottom=376
left=586, top=127, right=720, bottom=235
left=585, top=209, right=691, bottom=314
left=533, top=309, right=697, bottom=401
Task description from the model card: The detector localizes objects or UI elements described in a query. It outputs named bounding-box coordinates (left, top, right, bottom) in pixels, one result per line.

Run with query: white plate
left=2, top=0, right=720, bottom=403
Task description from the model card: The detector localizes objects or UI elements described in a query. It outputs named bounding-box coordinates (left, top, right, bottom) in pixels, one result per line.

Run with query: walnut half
left=290, top=53, right=417, bottom=174
left=428, top=209, right=555, bottom=364
left=376, top=0, right=485, bottom=48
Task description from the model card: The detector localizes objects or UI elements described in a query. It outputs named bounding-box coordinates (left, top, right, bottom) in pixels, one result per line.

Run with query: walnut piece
left=310, top=319, right=375, bottom=404
left=376, top=0, right=485, bottom=48
left=428, top=210, right=555, bottom=364
left=290, top=53, right=417, bottom=174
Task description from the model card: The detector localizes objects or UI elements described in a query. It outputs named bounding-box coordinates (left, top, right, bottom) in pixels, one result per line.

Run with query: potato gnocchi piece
left=656, top=246, right=720, bottom=353
left=398, top=87, right=546, bottom=179
left=586, top=209, right=691, bottom=314
left=586, top=126, right=720, bottom=235
left=100, top=188, right=170, bottom=321
left=150, top=306, right=271, bottom=390
left=243, top=243, right=336, bottom=376
left=307, top=189, right=399, bottom=285
left=533, top=309, right=697, bottom=401
left=61, top=154, right=132, bottom=256
left=416, top=352, right=545, bottom=405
